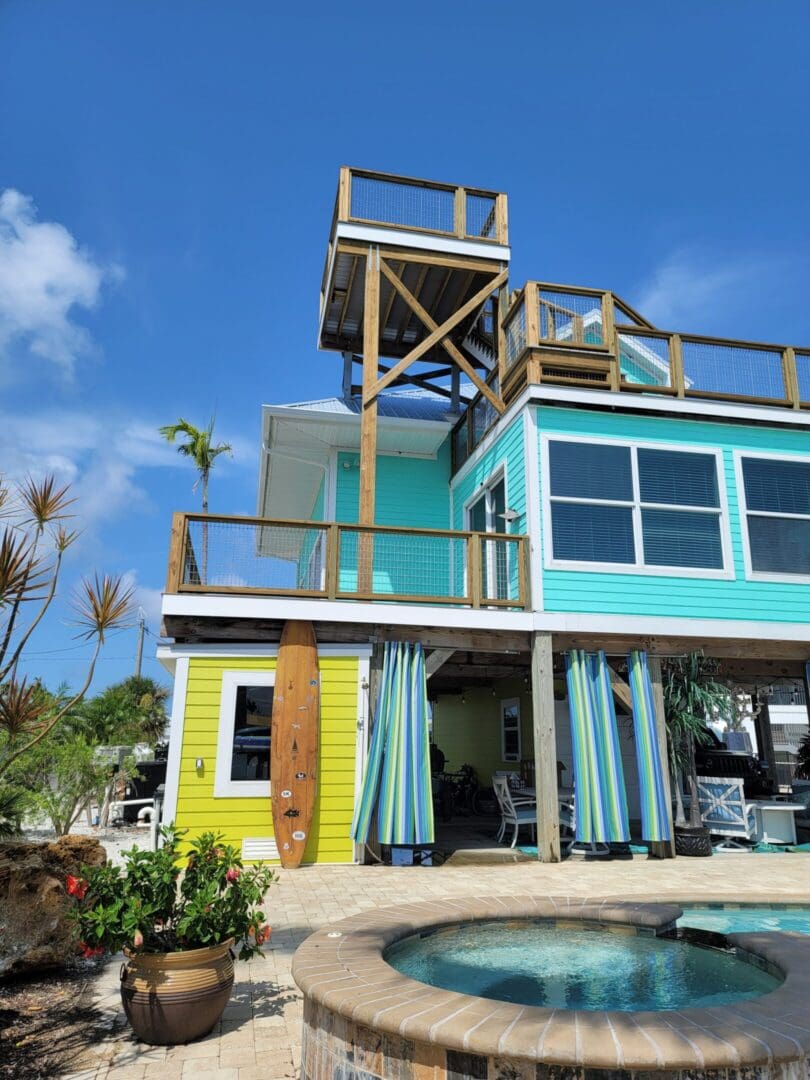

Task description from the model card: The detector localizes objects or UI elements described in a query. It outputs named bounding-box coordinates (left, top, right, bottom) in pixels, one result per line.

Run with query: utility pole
left=134, top=607, right=146, bottom=678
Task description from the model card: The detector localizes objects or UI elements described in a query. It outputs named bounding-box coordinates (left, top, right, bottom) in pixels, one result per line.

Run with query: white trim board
left=527, top=384, right=810, bottom=430
left=523, top=407, right=543, bottom=611
left=334, top=221, right=510, bottom=263
left=534, top=611, right=810, bottom=643
left=157, top=642, right=373, bottom=662
left=451, top=387, right=533, bottom=489
left=161, top=656, right=189, bottom=826
left=353, top=654, right=370, bottom=864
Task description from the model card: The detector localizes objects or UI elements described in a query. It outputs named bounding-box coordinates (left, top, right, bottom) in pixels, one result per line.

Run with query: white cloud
left=634, top=248, right=806, bottom=336
left=0, top=406, right=251, bottom=535
left=0, top=189, right=123, bottom=376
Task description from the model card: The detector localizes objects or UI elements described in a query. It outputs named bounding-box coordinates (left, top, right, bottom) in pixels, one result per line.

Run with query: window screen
left=548, top=440, right=725, bottom=571
left=741, top=457, right=810, bottom=575
left=230, top=685, right=273, bottom=781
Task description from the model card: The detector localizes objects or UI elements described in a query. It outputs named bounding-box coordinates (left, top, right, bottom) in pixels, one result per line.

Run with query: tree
left=81, top=676, right=170, bottom=747
left=0, top=475, right=134, bottom=796
left=158, top=417, right=232, bottom=515
left=663, top=653, right=732, bottom=829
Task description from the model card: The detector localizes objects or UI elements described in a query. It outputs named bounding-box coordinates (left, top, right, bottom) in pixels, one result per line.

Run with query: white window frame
left=214, top=670, right=276, bottom=798
left=500, top=697, right=521, bottom=763
left=734, top=449, right=810, bottom=584
left=464, top=466, right=513, bottom=600
left=540, top=433, right=733, bottom=579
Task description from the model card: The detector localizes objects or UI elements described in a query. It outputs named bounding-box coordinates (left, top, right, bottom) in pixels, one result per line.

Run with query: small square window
left=231, top=685, right=273, bottom=781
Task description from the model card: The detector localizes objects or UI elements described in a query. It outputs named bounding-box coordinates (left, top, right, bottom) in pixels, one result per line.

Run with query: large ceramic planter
left=120, top=938, right=235, bottom=1045
left=674, top=824, right=713, bottom=857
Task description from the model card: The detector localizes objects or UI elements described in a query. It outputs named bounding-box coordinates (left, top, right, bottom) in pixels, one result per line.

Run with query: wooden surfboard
left=271, top=620, right=319, bottom=869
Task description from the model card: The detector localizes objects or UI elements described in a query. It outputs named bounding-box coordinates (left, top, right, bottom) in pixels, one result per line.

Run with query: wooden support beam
left=531, top=631, right=561, bottom=863
left=754, top=696, right=778, bottom=790
left=607, top=665, right=633, bottom=714
left=647, top=656, right=676, bottom=859
left=375, top=260, right=507, bottom=412
left=358, top=249, right=380, bottom=590
left=395, top=264, right=428, bottom=345
left=425, top=648, right=455, bottom=679
left=165, top=512, right=186, bottom=593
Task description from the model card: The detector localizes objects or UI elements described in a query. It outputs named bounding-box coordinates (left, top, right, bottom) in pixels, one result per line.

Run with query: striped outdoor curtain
left=627, top=650, right=672, bottom=843
left=350, top=641, right=434, bottom=846
left=565, top=650, right=630, bottom=844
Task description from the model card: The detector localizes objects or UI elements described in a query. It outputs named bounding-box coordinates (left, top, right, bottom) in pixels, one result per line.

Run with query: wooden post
left=602, top=292, right=620, bottom=390
left=647, top=656, right=676, bottom=858
left=670, top=334, right=685, bottom=398
left=358, top=248, right=380, bottom=591
left=338, top=166, right=351, bottom=220
left=325, top=523, right=340, bottom=599
left=454, top=187, right=466, bottom=238
left=524, top=282, right=540, bottom=347
left=469, top=533, right=482, bottom=608
left=497, top=281, right=509, bottom=388
left=782, top=347, right=801, bottom=410
left=495, top=193, right=509, bottom=245
left=531, top=631, right=561, bottom=863
left=165, top=512, right=187, bottom=593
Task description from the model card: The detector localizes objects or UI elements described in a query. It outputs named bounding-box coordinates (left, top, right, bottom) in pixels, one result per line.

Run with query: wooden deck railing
left=166, top=513, right=529, bottom=610
left=452, top=280, right=810, bottom=471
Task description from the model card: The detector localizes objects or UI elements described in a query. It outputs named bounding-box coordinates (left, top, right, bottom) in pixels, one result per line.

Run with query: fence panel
left=538, top=288, right=604, bottom=346
left=336, top=527, right=469, bottom=602
left=681, top=339, right=786, bottom=401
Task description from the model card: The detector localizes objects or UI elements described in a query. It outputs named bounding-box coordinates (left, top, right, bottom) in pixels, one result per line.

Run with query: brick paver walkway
left=62, top=854, right=810, bottom=1079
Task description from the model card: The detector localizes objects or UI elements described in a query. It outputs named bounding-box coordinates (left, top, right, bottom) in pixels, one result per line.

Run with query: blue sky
left=2, top=1, right=809, bottom=696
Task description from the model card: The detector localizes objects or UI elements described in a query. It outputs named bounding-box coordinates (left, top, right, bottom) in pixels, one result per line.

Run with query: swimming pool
left=384, top=919, right=780, bottom=1011
left=679, top=904, right=810, bottom=935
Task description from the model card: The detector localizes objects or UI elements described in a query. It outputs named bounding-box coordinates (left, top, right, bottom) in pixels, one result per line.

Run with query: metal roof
left=277, top=387, right=474, bottom=423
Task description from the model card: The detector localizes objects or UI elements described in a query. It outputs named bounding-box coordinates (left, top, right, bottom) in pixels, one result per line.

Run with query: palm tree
left=159, top=418, right=232, bottom=583
left=663, top=653, right=732, bottom=829
left=158, top=417, right=232, bottom=515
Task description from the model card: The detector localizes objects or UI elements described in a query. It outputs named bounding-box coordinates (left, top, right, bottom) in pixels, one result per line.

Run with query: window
left=739, top=455, right=810, bottom=577
left=545, top=438, right=728, bottom=574
left=501, top=698, right=521, bottom=762
left=214, top=671, right=275, bottom=797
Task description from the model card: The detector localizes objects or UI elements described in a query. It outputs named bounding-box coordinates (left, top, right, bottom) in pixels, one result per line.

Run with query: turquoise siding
left=334, top=442, right=453, bottom=596
left=535, top=405, right=810, bottom=623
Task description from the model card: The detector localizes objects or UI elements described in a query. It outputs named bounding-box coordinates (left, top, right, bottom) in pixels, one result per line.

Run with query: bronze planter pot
left=121, top=938, right=235, bottom=1045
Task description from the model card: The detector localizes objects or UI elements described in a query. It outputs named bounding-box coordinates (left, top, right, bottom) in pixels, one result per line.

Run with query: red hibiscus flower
left=225, top=867, right=240, bottom=883
left=66, top=875, right=88, bottom=900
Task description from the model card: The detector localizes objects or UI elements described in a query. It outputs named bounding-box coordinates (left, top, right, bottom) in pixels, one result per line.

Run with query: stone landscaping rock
left=0, top=836, right=106, bottom=979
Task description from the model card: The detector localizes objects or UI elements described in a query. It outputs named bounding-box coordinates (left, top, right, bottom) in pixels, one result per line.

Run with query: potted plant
left=69, top=827, right=276, bottom=1044
left=663, top=653, right=731, bottom=857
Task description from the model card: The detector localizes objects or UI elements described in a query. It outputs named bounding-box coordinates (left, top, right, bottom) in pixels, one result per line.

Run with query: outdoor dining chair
left=492, top=774, right=537, bottom=848
left=697, top=775, right=757, bottom=851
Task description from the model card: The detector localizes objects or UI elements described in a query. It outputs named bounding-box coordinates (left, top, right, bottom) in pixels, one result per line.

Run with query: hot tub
left=292, top=896, right=810, bottom=1079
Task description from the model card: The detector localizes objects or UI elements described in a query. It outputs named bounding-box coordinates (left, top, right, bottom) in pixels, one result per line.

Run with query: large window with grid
left=543, top=437, right=729, bottom=575
left=738, top=455, right=810, bottom=578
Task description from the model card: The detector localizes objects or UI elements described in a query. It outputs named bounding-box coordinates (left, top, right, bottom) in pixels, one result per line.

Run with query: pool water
left=385, top=920, right=780, bottom=1011
left=680, top=905, right=810, bottom=935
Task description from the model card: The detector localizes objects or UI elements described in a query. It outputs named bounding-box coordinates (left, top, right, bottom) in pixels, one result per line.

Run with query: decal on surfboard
left=295, top=771, right=306, bottom=780
left=283, top=808, right=300, bottom=818
left=280, top=789, right=292, bottom=798
left=292, top=830, right=306, bottom=841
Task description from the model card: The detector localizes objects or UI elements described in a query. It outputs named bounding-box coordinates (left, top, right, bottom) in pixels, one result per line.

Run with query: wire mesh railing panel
left=614, top=298, right=645, bottom=327
left=465, top=192, right=497, bottom=238
left=618, top=332, right=672, bottom=387
left=480, top=537, right=521, bottom=603
left=471, top=394, right=498, bottom=445
left=504, top=300, right=526, bottom=369
left=681, top=339, right=786, bottom=401
left=337, top=529, right=468, bottom=600
left=183, top=519, right=328, bottom=592
left=795, top=352, right=810, bottom=402
left=350, top=175, right=455, bottom=234
left=539, top=289, right=604, bottom=346
left=453, top=419, right=470, bottom=470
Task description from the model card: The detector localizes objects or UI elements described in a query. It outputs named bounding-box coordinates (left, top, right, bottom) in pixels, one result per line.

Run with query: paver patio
left=61, top=853, right=810, bottom=1079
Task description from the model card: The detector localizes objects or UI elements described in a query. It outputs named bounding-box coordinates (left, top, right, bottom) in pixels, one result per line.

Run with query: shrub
left=70, top=827, right=276, bottom=961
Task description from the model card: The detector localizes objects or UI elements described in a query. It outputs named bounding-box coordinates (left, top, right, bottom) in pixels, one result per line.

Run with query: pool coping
left=292, top=894, right=810, bottom=1069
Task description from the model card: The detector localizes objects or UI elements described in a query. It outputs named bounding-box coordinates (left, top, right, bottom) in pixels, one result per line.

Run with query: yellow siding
left=175, top=654, right=360, bottom=864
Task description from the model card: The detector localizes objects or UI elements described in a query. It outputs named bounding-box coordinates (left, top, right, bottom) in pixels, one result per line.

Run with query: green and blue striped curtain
left=350, top=641, right=434, bottom=846
left=565, top=650, right=630, bottom=843
left=627, top=650, right=672, bottom=843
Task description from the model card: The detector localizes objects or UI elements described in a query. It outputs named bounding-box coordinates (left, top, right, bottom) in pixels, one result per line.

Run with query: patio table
left=750, top=800, right=802, bottom=845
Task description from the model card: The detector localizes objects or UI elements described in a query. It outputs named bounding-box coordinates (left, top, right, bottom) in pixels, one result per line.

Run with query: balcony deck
left=453, top=281, right=810, bottom=470
left=165, top=512, right=529, bottom=610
